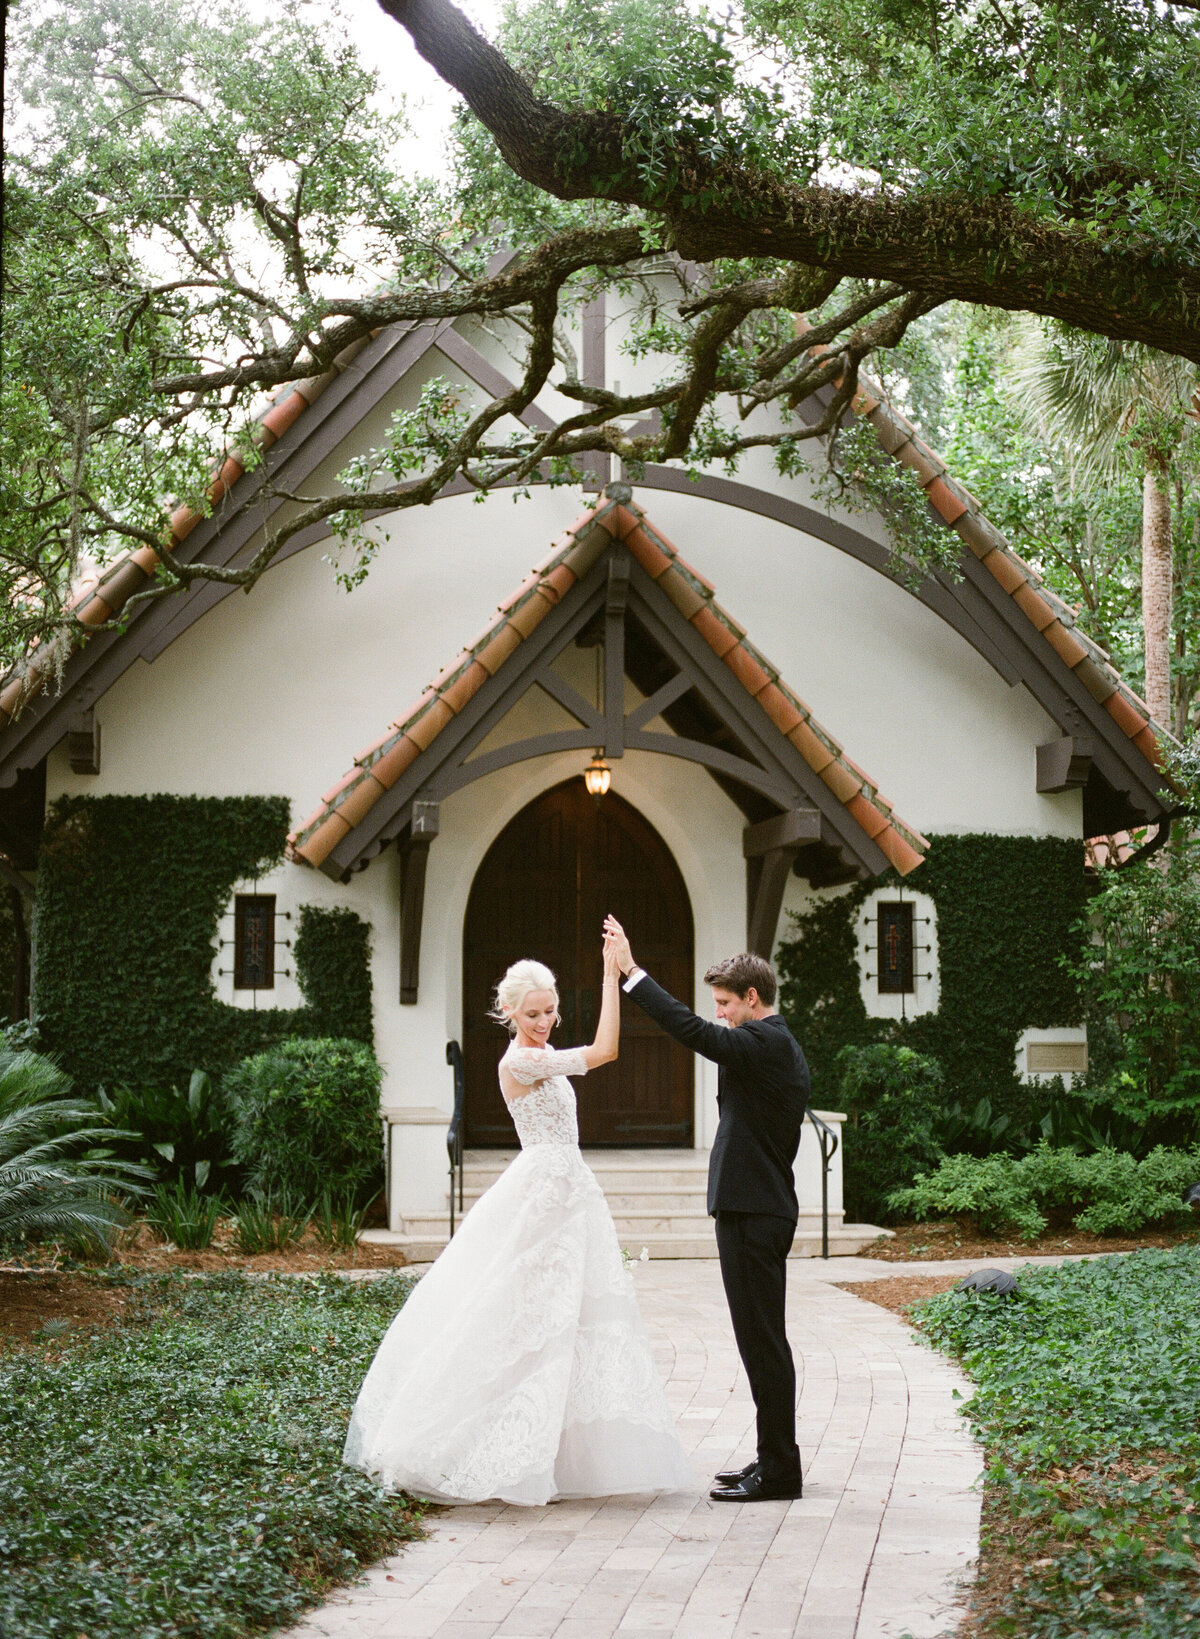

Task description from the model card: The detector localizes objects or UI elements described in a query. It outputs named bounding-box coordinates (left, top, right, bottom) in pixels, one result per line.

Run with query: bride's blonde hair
left=490, top=959, right=560, bottom=1033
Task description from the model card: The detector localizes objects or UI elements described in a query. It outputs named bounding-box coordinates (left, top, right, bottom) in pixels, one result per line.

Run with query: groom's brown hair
left=703, top=952, right=777, bottom=1007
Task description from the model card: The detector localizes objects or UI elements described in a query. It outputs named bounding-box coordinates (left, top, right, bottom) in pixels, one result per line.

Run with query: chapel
left=0, top=286, right=1175, bottom=1254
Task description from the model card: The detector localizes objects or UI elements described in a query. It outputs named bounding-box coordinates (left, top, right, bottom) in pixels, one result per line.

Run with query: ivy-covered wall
left=33, top=794, right=373, bottom=1091
left=777, top=834, right=1087, bottom=1122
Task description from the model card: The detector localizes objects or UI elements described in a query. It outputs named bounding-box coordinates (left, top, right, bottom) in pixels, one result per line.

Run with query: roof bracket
left=744, top=810, right=823, bottom=956
left=1037, top=735, right=1093, bottom=792
left=67, top=710, right=101, bottom=776
left=399, top=800, right=439, bottom=1005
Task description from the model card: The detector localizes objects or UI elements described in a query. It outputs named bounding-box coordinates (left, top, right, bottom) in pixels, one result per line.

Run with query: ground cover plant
left=914, top=1249, right=1200, bottom=1637
left=0, top=1269, right=425, bottom=1639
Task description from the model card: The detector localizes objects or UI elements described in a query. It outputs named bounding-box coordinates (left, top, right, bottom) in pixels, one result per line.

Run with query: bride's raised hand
left=602, top=929, right=622, bottom=979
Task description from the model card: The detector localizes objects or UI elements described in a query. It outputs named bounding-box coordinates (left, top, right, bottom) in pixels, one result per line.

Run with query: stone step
left=360, top=1223, right=889, bottom=1261
left=460, top=1186, right=707, bottom=1213
left=463, top=1159, right=710, bottom=1192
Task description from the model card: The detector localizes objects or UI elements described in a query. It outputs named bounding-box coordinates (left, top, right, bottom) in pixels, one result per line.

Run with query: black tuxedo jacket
left=626, top=974, right=808, bottom=1220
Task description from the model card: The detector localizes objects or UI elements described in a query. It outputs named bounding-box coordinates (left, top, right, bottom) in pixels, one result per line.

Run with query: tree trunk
left=1141, top=463, right=1173, bottom=728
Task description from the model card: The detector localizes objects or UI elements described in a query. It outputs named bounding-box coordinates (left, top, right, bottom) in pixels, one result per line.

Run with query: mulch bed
left=835, top=1272, right=963, bottom=1314
left=1, top=1219, right=412, bottom=1347
left=0, top=1270, right=134, bottom=1345
left=858, top=1219, right=1200, bottom=1262
left=105, top=1218, right=411, bottom=1274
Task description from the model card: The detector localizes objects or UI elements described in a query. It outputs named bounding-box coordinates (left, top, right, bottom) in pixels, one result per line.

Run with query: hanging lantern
left=583, top=754, right=611, bottom=799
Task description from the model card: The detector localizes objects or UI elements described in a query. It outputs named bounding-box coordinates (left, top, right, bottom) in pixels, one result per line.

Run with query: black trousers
left=713, top=1210, right=801, bottom=1481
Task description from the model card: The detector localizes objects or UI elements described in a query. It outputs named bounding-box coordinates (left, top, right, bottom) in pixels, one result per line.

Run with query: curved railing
left=805, top=1108, right=840, bottom=1260
left=445, top=1040, right=466, bottom=1235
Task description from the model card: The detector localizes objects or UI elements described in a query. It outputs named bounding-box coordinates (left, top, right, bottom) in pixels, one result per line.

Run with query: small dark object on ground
left=955, top=1268, right=1020, bottom=1296
left=1183, top=1181, right=1200, bottom=1207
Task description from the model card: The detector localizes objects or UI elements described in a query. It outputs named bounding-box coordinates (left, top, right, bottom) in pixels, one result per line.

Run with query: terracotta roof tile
left=367, top=734, right=422, bottom=790
left=475, top=622, right=524, bottom=676
left=981, top=549, right=1029, bottom=596
left=926, top=476, right=969, bottom=526
left=332, top=771, right=389, bottom=830
left=441, top=658, right=489, bottom=716
left=690, top=606, right=740, bottom=658
left=405, top=694, right=456, bottom=752
left=865, top=407, right=911, bottom=457
left=723, top=642, right=773, bottom=698
left=757, top=683, right=805, bottom=737
left=787, top=717, right=836, bottom=773
left=1133, top=725, right=1162, bottom=765
left=819, top=759, right=863, bottom=805
left=657, top=565, right=709, bottom=621
left=875, top=825, right=926, bottom=875
left=1041, top=620, right=1091, bottom=670
left=1073, top=656, right=1118, bottom=704
left=1103, top=690, right=1148, bottom=739
left=625, top=523, right=673, bottom=580
left=1012, top=583, right=1058, bottom=632
left=846, top=792, right=891, bottom=840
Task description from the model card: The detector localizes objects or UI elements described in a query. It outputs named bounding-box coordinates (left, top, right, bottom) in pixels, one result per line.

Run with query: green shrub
left=99, top=1069, right=236, bottom=1192
left=836, top=1043, right=946, bottom=1221
left=225, top=1037, right=383, bottom=1205
left=0, top=1270, right=424, bottom=1637
left=889, top=1141, right=1200, bottom=1240
left=146, top=1179, right=224, bottom=1250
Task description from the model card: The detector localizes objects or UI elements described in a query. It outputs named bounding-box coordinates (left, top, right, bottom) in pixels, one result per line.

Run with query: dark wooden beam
left=1037, top=735, right=1094, bottom=793
left=746, top=847, right=796, bottom=959
left=744, top=809, right=824, bottom=955
left=399, top=800, right=439, bottom=1004
left=743, top=808, right=822, bottom=857
left=625, top=669, right=692, bottom=731
left=604, top=552, right=629, bottom=758
left=66, top=710, right=100, bottom=776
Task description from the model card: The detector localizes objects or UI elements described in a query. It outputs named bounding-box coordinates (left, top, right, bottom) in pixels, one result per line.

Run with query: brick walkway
left=278, top=1257, right=985, bottom=1639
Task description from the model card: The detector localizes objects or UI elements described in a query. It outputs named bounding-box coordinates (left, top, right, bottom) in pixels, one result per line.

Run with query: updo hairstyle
left=489, top=959, right=560, bottom=1034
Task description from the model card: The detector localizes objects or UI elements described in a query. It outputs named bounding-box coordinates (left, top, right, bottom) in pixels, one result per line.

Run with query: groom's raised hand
left=604, top=915, right=636, bottom=976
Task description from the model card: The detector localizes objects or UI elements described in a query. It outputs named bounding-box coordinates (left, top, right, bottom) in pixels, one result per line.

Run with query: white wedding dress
left=342, top=1042, right=694, bottom=1504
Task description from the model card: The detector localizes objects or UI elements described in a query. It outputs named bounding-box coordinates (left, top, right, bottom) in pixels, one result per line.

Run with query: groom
left=604, top=916, right=807, bottom=1503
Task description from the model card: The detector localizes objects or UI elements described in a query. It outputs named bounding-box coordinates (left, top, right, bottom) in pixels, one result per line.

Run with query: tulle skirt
left=342, top=1143, right=695, bottom=1504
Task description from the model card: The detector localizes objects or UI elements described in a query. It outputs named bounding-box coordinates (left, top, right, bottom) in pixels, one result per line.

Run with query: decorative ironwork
left=446, top=1040, right=466, bottom=1234
left=234, top=895, right=275, bottom=989
left=877, top=900, right=914, bottom=994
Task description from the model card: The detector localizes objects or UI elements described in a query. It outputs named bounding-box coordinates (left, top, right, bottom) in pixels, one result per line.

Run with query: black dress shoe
left=709, top=1469, right=803, bottom=1503
left=713, top=1461, right=758, bottom=1487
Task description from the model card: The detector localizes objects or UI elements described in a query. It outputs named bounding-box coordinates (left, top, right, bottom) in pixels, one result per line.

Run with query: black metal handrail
left=805, top=1108, right=840, bottom=1260
left=445, top=1040, right=466, bottom=1235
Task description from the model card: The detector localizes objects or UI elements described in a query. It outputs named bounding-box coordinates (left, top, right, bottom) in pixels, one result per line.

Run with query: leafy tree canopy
left=3, top=0, right=1198, bottom=688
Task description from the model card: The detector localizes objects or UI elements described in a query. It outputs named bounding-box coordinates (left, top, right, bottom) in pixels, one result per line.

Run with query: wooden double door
left=463, top=780, right=694, bottom=1147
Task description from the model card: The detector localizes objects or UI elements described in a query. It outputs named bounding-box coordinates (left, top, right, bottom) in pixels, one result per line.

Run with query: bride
left=342, top=930, right=693, bottom=1505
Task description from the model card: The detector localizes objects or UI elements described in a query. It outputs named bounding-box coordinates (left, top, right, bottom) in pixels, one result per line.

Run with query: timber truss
left=334, top=529, right=895, bottom=1001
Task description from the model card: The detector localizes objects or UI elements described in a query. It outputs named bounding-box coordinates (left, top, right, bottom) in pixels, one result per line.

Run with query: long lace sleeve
left=505, top=1046, right=590, bottom=1085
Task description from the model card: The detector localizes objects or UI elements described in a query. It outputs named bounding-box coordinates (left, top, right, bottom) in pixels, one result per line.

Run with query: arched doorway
left=463, top=780, right=694, bottom=1147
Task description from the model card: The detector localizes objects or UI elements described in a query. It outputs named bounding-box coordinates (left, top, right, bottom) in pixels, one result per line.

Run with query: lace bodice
left=500, top=1045, right=588, bottom=1147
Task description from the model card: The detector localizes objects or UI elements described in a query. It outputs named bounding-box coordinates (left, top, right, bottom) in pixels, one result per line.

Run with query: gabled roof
left=286, top=488, right=929, bottom=878
left=795, top=318, right=1170, bottom=777
left=0, top=305, right=1177, bottom=847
